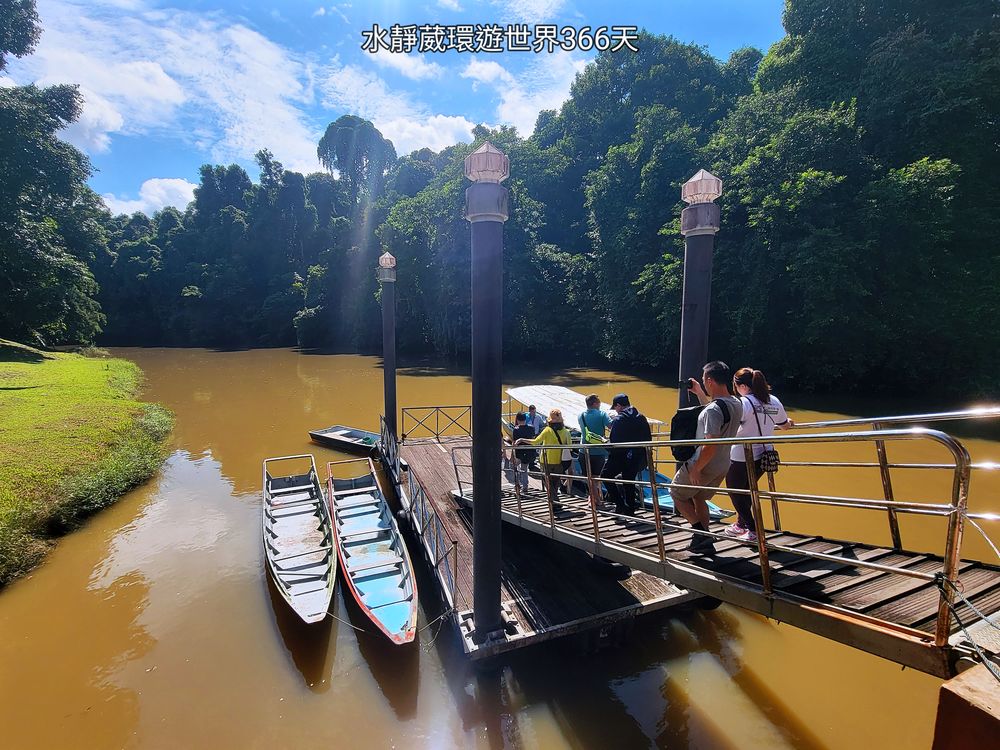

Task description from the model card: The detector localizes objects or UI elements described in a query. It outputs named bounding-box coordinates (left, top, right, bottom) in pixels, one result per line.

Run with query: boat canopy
left=505, top=385, right=664, bottom=426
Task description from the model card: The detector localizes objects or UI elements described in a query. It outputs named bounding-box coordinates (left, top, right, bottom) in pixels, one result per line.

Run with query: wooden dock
left=466, top=484, right=1000, bottom=677
left=391, top=436, right=701, bottom=658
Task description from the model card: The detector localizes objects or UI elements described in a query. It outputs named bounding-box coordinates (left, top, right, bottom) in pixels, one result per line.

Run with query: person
left=510, top=411, right=536, bottom=491
left=578, top=394, right=611, bottom=503
left=524, top=404, right=546, bottom=436
left=515, top=408, right=573, bottom=508
left=600, top=394, right=651, bottom=515
left=724, top=368, right=794, bottom=542
left=671, top=361, right=743, bottom=554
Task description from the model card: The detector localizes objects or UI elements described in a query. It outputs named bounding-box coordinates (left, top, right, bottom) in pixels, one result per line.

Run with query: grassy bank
left=0, top=340, right=172, bottom=585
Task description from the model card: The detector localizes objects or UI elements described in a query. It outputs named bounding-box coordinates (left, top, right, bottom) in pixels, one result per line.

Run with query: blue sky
left=3, top=0, right=785, bottom=215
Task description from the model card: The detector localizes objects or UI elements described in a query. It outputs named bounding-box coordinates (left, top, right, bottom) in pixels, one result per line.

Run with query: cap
left=612, top=393, right=630, bottom=407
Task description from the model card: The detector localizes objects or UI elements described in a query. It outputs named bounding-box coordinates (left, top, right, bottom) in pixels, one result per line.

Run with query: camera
left=679, top=379, right=693, bottom=389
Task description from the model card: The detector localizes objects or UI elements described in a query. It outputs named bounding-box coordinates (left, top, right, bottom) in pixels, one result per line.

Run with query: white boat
left=262, top=454, right=337, bottom=624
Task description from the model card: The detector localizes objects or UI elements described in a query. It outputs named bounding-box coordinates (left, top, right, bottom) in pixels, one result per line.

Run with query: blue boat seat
left=348, top=555, right=404, bottom=574
left=339, top=525, right=391, bottom=540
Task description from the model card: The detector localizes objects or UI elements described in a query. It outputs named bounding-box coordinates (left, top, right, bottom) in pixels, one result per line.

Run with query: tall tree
left=317, top=115, right=396, bottom=207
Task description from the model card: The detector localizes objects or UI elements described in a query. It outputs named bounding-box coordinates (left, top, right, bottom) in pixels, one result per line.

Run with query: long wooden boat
left=326, top=458, right=418, bottom=644
left=309, top=425, right=380, bottom=455
left=262, top=454, right=337, bottom=624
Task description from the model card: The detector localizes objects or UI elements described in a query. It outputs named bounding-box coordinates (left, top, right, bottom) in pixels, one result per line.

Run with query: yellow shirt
left=529, top=425, right=572, bottom=467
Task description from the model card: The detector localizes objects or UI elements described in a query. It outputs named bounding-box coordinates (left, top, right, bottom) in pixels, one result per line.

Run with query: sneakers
left=738, top=529, right=758, bottom=543
left=723, top=523, right=747, bottom=538
left=688, top=532, right=715, bottom=555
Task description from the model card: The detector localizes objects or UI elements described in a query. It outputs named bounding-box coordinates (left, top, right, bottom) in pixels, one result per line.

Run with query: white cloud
left=61, top=89, right=124, bottom=152
left=437, top=0, right=462, bottom=9
left=380, top=114, right=478, bottom=155
left=462, top=59, right=515, bottom=87
left=312, top=6, right=326, bottom=16
left=102, top=177, right=197, bottom=215
left=370, top=49, right=444, bottom=81
left=0, top=76, right=15, bottom=88
left=318, top=61, right=474, bottom=155
left=495, top=0, right=565, bottom=23
left=462, top=53, right=586, bottom=136
left=8, top=0, right=322, bottom=172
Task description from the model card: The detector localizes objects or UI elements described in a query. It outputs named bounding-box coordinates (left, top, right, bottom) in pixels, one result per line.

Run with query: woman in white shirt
left=724, top=368, right=794, bottom=542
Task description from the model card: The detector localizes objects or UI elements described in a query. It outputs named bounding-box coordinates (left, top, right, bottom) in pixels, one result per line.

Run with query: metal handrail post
left=935, top=452, right=972, bottom=646
left=873, top=421, right=903, bottom=549
left=744, top=444, right=772, bottom=595
left=584, top=445, right=601, bottom=545
left=511, top=445, right=523, bottom=518
left=766, top=470, right=781, bottom=530
left=647, top=447, right=666, bottom=563
left=451, top=540, right=459, bottom=610
left=544, top=461, right=556, bottom=535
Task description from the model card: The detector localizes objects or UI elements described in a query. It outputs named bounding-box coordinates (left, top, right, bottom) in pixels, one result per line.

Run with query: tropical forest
left=3, top=0, right=998, bottom=396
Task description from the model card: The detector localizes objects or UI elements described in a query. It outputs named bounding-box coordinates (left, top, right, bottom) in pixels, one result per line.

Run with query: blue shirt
left=524, top=412, right=546, bottom=435
left=578, top=408, right=611, bottom=458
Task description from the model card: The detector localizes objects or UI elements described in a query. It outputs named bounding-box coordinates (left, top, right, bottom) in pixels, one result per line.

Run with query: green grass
left=0, top=340, right=173, bottom=585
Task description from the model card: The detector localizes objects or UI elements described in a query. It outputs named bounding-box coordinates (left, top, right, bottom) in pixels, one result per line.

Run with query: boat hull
left=327, top=458, right=418, bottom=644
left=262, top=455, right=337, bottom=625
left=309, top=425, right=380, bottom=455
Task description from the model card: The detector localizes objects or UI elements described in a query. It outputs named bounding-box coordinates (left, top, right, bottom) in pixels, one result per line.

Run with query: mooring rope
left=326, top=609, right=366, bottom=632
left=964, top=512, right=1000, bottom=564
left=935, top=573, right=1000, bottom=683
left=420, top=607, right=455, bottom=651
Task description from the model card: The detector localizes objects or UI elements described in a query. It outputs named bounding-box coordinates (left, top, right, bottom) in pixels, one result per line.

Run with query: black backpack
left=670, top=399, right=732, bottom=462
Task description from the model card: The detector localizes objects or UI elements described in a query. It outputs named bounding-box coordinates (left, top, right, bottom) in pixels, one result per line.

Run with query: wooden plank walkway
left=397, top=438, right=699, bottom=658
left=461, top=484, right=1000, bottom=677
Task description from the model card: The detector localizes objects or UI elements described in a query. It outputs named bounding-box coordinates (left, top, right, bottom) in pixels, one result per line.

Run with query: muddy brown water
left=1, top=348, right=998, bottom=749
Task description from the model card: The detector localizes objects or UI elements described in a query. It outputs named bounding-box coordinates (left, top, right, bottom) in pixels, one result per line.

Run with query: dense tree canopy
left=5, top=0, right=999, bottom=397
left=0, top=0, right=106, bottom=345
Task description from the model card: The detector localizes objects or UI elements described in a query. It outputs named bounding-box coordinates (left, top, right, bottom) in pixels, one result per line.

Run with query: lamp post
left=678, top=169, right=722, bottom=407
left=464, top=142, right=509, bottom=643
left=377, top=251, right=397, bottom=438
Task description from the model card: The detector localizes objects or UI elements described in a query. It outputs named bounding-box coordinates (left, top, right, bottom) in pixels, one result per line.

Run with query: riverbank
left=0, top=340, right=172, bottom=585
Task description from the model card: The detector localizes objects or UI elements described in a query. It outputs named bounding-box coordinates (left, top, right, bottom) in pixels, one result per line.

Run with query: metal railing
left=453, top=425, right=1000, bottom=649
left=381, top=415, right=462, bottom=612
left=407, top=468, right=462, bottom=611
left=401, top=405, right=472, bottom=441
left=781, top=407, right=1000, bottom=548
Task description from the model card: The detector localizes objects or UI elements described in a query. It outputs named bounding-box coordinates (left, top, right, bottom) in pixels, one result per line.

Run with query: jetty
left=379, top=409, right=702, bottom=658
left=377, top=406, right=1000, bottom=677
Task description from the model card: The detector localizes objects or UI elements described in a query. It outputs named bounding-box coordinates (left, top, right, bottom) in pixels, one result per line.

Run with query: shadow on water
left=459, top=604, right=831, bottom=750
left=341, top=585, right=421, bottom=720
left=266, top=575, right=337, bottom=693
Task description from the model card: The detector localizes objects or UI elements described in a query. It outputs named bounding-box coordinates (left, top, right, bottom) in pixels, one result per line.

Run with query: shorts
left=669, top=462, right=728, bottom=504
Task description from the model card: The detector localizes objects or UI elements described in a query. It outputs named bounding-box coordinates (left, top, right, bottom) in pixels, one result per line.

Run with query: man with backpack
left=600, top=393, right=652, bottom=515
left=670, top=361, right=743, bottom=554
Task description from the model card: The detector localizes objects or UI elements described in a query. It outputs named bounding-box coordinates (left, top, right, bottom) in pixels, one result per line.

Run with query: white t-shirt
left=730, top=394, right=789, bottom=462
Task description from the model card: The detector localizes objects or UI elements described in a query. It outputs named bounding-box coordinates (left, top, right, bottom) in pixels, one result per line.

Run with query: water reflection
left=267, top=575, right=337, bottom=693
left=338, top=588, right=422, bottom=719
left=1, top=348, right=982, bottom=748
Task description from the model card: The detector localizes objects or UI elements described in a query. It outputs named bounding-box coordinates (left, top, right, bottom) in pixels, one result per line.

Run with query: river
left=1, top=348, right=997, bottom=749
